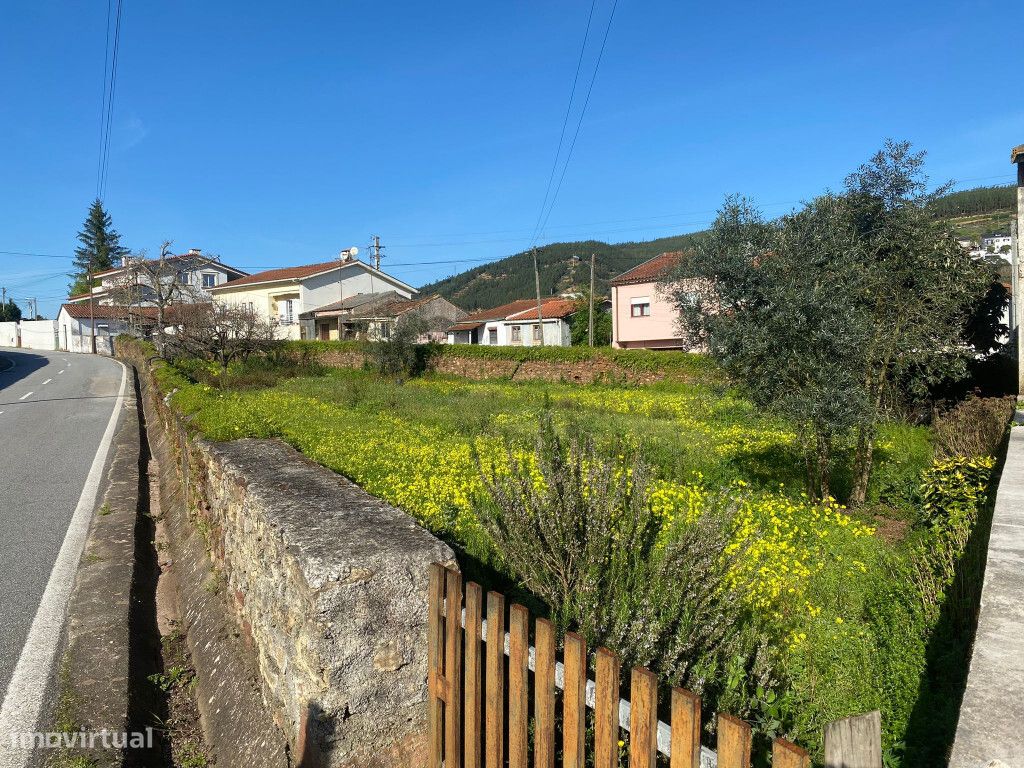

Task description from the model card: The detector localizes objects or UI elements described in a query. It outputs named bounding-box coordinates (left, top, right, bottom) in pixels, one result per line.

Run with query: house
left=609, top=251, right=689, bottom=350
left=67, top=249, right=248, bottom=306
left=301, top=292, right=464, bottom=342
left=207, top=255, right=417, bottom=340
left=981, top=233, right=1012, bottom=254
left=446, top=297, right=576, bottom=346
left=56, top=303, right=158, bottom=355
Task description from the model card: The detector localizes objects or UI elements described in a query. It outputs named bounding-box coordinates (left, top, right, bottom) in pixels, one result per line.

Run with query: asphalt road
left=0, top=348, right=125, bottom=711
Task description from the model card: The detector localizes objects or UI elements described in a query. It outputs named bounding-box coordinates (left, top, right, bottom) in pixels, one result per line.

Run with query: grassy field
left=150, top=349, right=998, bottom=765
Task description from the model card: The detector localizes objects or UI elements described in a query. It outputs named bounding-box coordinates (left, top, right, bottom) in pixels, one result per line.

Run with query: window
left=201, top=273, right=217, bottom=288
left=511, top=325, right=522, bottom=344
left=630, top=297, right=651, bottom=317
left=532, top=324, right=542, bottom=341
left=487, top=328, right=497, bottom=344
left=281, top=299, right=294, bottom=324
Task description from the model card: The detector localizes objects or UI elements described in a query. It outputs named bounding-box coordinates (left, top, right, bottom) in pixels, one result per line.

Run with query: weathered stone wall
left=124, top=342, right=457, bottom=767
left=314, top=346, right=669, bottom=384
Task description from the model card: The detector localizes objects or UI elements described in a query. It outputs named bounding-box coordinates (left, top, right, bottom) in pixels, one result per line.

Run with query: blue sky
left=1, top=0, right=1021, bottom=317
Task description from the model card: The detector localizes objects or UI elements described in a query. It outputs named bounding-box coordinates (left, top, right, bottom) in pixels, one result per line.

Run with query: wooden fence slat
left=823, top=711, right=882, bottom=768
left=563, top=632, right=587, bottom=768
left=509, top=604, right=530, bottom=768
left=629, top=667, right=658, bottom=768
left=427, top=563, right=445, bottom=768
left=485, top=592, right=505, bottom=768
left=464, top=582, right=483, bottom=768
left=595, top=647, right=621, bottom=768
left=772, top=737, right=810, bottom=768
left=444, top=569, right=463, bottom=768
left=717, top=714, right=752, bottom=768
left=671, top=688, right=701, bottom=768
left=534, top=619, right=556, bottom=768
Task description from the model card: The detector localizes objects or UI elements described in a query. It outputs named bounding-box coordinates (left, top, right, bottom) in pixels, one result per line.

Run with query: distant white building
left=446, top=298, right=576, bottom=347
left=981, top=233, right=1012, bottom=252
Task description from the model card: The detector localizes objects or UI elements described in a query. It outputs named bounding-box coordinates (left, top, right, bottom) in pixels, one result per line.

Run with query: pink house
left=610, top=251, right=688, bottom=350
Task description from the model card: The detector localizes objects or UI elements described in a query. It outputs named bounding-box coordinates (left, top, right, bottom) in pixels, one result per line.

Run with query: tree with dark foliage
left=69, top=199, right=130, bottom=296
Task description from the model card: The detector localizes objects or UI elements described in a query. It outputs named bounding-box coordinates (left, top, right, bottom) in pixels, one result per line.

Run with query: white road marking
left=41, top=379, right=52, bottom=386
left=58, top=370, right=64, bottom=375
left=0, top=359, right=127, bottom=766
left=18, top=392, right=32, bottom=401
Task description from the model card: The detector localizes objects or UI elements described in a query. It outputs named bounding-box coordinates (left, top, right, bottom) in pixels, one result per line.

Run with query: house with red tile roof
left=66, top=249, right=248, bottom=306
left=446, top=297, right=577, bottom=346
left=301, top=292, right=464, bottom=342
left=609, top=251, right=689, bottom=350
left=207, top=256, right=417, bottom=340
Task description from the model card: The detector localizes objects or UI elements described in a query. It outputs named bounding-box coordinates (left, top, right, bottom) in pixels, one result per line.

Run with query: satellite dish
left=339, top=246, right=359, bottom=261
left=349, top=246, right=359, bottom=257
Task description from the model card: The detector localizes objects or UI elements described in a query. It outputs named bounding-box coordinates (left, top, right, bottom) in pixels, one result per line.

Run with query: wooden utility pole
left=588, top=252, right=596, bottom=347
left=532, top=247, right=545, bottom=347
left=1013, top=144, right=1024, bottom=394
left=88, top=269, right=96, bottom=354
left=371, top=235, right=383, bottom=270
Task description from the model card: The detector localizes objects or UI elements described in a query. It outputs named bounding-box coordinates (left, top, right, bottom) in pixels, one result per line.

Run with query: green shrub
left=932, top=396, right=1014, bottom=460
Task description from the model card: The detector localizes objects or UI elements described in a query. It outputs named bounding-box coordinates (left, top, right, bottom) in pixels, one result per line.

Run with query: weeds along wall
left=284, top=339, right=721, bottom=385
left=119, top=338, right=456, bottom=766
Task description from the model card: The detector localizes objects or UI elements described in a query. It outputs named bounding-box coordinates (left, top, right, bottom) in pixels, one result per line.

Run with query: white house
left=446, top=297, right=576, bottom=347
left=56, top=303, right=159, bottom=355
left=67, top=249, right=248, bottom=306
left=981, top=233, right=1012, bottom=253
left=207, top=256, right=417, bottom=340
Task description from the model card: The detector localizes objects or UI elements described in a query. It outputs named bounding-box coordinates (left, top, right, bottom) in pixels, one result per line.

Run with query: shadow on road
left=0, top=349, right=52, bottom=392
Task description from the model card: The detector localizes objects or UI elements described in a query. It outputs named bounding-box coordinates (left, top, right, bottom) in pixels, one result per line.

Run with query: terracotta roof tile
left=609, top=252, right=683, bottom=286
left=59, top=303, right=159, bottom=320
left=505, top=298, right=577, bottom=320
left=210, top=260, right=341, bottom=289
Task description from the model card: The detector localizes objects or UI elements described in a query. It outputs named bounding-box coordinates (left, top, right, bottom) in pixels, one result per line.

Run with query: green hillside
left=423, top=185, right=1016, bottom=311
left=420, top=233, right=704, bottom=311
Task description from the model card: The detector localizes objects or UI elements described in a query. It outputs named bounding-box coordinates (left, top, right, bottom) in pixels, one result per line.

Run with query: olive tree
left=666, top=141, right=991, bottom=502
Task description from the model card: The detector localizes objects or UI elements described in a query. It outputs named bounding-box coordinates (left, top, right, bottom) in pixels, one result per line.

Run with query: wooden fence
left=427, top=563, right=810, bottom=768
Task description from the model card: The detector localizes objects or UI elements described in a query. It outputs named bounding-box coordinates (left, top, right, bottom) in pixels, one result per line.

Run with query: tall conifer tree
left=69, top=199, right=129, bottom=295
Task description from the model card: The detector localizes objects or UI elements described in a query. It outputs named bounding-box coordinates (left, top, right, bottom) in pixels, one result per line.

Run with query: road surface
left=0, top=347, right=125, bottom=743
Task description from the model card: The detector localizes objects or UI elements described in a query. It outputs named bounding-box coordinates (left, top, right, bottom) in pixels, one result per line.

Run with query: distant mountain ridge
left=421, top=185, right=1016, bottom=311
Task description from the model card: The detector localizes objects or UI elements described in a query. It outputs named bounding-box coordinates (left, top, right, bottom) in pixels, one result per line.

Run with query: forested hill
left=421, top=185, right=1016, bottom=312
left=419, top=233, right=703, bottom=312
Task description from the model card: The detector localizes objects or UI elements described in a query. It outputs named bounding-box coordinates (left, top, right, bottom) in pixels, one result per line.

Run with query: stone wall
left=314, top=345, right=669, bottom=385
left=126, top=343, right=457, bottom=767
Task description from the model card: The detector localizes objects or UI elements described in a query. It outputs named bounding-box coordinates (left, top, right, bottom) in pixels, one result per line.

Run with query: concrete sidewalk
left=949, top=414, right=1024, bottom=768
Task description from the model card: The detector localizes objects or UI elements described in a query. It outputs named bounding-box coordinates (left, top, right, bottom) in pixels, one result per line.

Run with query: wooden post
left=509, top=604, right=530, bottom=768
left=426, top=564, right=445, bottom=768
left=444, top=569, right=463, bottom=768
left=534, top=619, right=556, bottom=768
left=629, top=668, right=658, bottom=768
left=824, top=711, right=882, bottom=768
left=485, top=592, right=505, bottom=768
left=772, top=738, right=810, bottom=768
left=670, top=688, right=701, bottom=768
left=717, top=713, right=751, bottom=768
left=563, top=632, right=587, bottom=768
left=464, top=582, right=483, bottom=768
left=594, top=648, right=621, bottom=768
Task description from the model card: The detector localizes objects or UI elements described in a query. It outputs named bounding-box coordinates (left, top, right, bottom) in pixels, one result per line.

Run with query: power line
left=95, top=0, right=113, bottom=199
left=527, top=0, right=599, bottom=248
left=532, top=0, right=619, bottom=246
left=97, top=0, right=125, bottom=201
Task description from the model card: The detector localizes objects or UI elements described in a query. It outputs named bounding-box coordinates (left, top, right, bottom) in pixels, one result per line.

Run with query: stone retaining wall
left=127, top=344, right=456, bottom=767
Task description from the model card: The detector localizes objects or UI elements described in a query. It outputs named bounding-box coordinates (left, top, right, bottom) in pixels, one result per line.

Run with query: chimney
left=188, top=248, right=201, bottom=256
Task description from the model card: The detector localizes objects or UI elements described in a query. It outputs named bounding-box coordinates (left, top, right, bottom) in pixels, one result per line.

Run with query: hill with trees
left=421, top=185, right=1016, bottom=311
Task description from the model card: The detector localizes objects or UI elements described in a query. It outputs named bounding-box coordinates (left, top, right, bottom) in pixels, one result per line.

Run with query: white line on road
left=0, top=360, right=127, bottom=767
left=41, top=379, right=51, bottom=386
left=18, top=392, right=32, bottom=401
left=58, top=370, right=64, bottom=375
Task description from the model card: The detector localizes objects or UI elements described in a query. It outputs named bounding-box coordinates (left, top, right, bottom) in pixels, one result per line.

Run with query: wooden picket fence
left=427, top=563, right=810, bottom=768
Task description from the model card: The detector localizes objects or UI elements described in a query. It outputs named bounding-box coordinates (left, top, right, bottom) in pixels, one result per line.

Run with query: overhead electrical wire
left=526, top=0, right=599, bottom=248
left=96, top=0, right=125, bottom=201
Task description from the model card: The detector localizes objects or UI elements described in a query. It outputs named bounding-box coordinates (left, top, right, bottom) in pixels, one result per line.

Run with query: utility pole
left=532, top=246, right=545, bottom=347
left=588, top=252, right=596, bottom=347
left=1013, top=143, right=1024, bottom=395
left=371, top=235, right=383, bottom=271
left=88, top=270, right=96, bottom=354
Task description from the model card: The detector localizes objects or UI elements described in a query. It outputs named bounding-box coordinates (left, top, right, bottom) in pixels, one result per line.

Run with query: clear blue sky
left=1, top=0, right=1021, bottom=317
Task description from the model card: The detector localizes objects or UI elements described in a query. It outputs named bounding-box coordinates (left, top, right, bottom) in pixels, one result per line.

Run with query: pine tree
left=69, top=199, right=130, bottom=296
left=0, top=299, right=22, bottom=322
